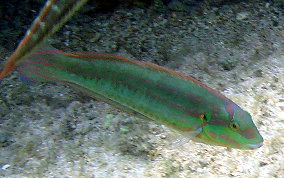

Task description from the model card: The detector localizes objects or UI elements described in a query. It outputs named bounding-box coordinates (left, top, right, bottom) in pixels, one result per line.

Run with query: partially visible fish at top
left=0, top=0, right=88, bottom=80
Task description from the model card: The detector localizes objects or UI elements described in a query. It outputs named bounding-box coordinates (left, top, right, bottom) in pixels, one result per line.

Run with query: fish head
left=193, top=102, right=263, bottom=149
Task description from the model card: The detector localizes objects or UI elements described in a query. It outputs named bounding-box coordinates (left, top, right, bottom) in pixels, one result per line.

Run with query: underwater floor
left=0, top=1, right=283, bottom=177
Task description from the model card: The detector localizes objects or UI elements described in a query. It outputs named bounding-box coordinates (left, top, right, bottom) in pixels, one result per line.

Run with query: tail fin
left=18, top=45, right=63, bottom=82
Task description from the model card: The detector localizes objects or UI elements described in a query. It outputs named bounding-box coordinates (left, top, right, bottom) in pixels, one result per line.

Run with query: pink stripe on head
left=225, top=102, right=235, bottom=121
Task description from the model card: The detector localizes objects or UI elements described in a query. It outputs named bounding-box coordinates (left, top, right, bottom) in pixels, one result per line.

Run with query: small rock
left=236, top=12, right=250, bottom=20
left=1, top=164, right=10, bottom=170
left=89, top=33, right=101, bottom=43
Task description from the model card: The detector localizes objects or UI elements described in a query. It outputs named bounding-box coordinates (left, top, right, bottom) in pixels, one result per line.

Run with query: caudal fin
left=18, top=46, right=63, bottom=83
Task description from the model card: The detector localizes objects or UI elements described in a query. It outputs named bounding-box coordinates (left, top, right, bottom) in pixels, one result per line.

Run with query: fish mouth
left=246, top=141, right=263, bottom=149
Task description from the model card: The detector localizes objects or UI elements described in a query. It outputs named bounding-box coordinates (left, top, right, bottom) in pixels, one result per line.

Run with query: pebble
left=236, top=12, right=250, bottom=20
left=1, top=164, right=10, bottom=170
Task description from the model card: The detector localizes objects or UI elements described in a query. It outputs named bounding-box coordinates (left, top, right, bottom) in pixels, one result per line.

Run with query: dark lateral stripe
left=65, top=52, right=230, bottom=102
left=63, top=80, right=196, bottom=132
left=61, top=54, right=211, bottom=118
left=34, top=53, right=203, bottom=129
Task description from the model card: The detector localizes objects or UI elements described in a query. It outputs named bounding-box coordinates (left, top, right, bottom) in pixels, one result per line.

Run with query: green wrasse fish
left=0, top=0, right=263, bottom=149
left=18, top=47, right=263, bottom=149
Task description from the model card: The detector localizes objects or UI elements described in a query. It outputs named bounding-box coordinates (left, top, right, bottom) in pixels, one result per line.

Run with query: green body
left=20, top=49, right=263, bottom=149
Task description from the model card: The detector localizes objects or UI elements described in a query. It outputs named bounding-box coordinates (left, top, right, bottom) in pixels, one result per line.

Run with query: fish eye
left=230, top=122, right=240, bottom=130
left=200, top=114, right=207, bottom=121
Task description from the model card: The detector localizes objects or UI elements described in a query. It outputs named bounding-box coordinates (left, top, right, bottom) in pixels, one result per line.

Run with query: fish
left=0, top=0, right=263, bottom=149
left=18, top=47, right=263, bottom=149
left=0, top=0, right=88, bottom=80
